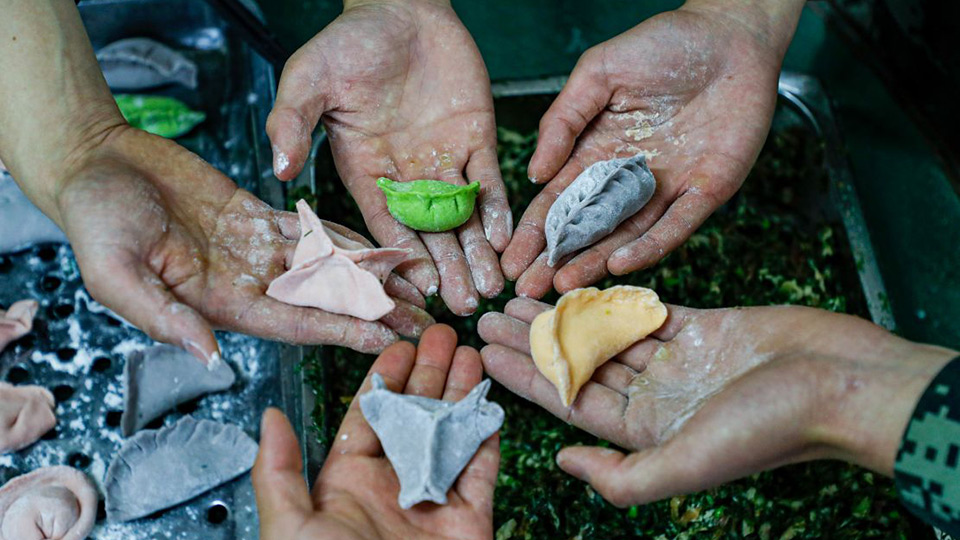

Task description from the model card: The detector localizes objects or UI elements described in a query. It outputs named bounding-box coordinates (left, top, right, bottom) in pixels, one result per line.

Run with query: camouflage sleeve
left=895, top=355, right=960, bottom=537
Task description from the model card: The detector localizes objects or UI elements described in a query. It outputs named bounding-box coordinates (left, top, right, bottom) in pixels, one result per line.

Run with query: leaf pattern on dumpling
left=544, top=154, right=656, bottom=266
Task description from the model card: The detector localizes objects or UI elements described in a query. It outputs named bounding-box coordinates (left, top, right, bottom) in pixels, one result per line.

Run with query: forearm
left=681, top=0, right=806, bottom=59
left=0, top=0, right=124, bottom=223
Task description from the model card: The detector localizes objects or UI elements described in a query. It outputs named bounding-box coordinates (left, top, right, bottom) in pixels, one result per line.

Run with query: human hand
left=502, top=0, right=806, bottom=298
left=51, top=127, right=432, bottom=360
left=479, top=297, right=956, bottom=507
left=267, top=0, right=510, bottom=316
left=252, top=324, right=499, bottom=540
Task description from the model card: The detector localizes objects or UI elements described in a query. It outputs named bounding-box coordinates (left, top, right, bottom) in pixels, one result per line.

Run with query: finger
left=277, top=211, right=302, bottom=240
left=420, top=231, right=479, bottom=316
left=253, top=408, right=313, bottom=537
left=458, top=212, right=505, bottom=299
left=500, top=160, right=582, bottom=280
left=515, top=251, right=569, bottom=299
left=383, top=274, right=426, bottom=309
left=528, top=51, right=610, bottom=184
left=350, top=176, right=440, bottom=296
left=329, top=341, right=417, bottom=458
left=608, top=189, right=723, bottom=275
left=503, top=296, right=552, bottom=324
left=466, top=147, right=513, bottom=251
left=442, top=345, right=484, bottom=402
left=377, top=299, right=434, bottom=339
left=83, top=252, right=220, bottom=365
left=477, top=312, right=531, bottom=354
left=404, top=324, right=458, bottom=398
left=267, top=53, right=333, bottom=180
left=552, top=192, right=671, bottom=292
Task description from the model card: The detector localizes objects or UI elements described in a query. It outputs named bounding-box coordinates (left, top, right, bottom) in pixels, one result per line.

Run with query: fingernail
left=426, top=285, right=438, bottom=297
left=182, top=339, right=222, bottom=370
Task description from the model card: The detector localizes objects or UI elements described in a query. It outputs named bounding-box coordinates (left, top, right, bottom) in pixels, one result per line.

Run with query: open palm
left=267, top=0, right=511, bottom=316
left=56, top=127, right=432, bottom=359
left=253, top=325, right=499, bottom=540
left=502, top=7, right=786, bottom=298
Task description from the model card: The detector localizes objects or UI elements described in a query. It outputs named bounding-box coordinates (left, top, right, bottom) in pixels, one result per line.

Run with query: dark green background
left=253, top=0, right=960, bottom=349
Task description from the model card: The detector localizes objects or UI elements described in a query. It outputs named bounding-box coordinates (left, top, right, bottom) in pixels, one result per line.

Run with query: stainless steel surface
left=0, top=1, right=306, bottom=539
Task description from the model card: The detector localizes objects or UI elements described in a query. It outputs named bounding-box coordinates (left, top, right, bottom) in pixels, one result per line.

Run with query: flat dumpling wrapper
left=530, top=286, right=667, bottom=406
left=0, top=466, right=98, bottom=540
left=544, top=154, right=655, bottom=266
left=97, top=38, right=198, bottom=90
left=121, top=344, right=236, bottom=436
left=104, top=416, right=258, bottom=522
left=0, top=382, right=55, bottom=454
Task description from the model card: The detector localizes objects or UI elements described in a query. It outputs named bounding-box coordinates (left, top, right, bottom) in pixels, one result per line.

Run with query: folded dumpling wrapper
left=121, top=344, right=236, bottom=437
left=114, top=95, right=206, bottom=139
left=0, top=175, right=68, bottom=255
left=360, top=374, right=504, bottom=509
left=530, top=286, right=667, bottom=406
left=97, top=38, right=199, bottom=90
left=267, top=200, right=413, bottom=321
left=104, top=416, right=258, bottom=522
left=0, top=382, right=56, bottom=454
left=545, top=154, right=656, bottom=266
left=377, top=178, right=481, bottom=232
left=0, top=466, right=98, bottom=540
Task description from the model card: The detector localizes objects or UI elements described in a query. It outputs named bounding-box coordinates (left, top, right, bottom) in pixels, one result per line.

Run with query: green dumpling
left=378, top=178, right=481, bottom=232
left=115, top=94, right=205, bottom=138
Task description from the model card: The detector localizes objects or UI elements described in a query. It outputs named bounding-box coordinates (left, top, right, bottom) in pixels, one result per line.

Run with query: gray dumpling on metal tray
left=121, top=344, right=236, bottom=437
left=0, top=173, right=68, bottom=255
left=544, top=154, right=656, bottom=266
left=96, top=37, right=198, bottom=90
left=104, top=416, right=258, bottom=522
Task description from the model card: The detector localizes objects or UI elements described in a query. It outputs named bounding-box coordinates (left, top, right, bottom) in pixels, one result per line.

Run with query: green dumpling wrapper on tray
left=115, top=94, right=205, bottom=138
left=377, top=178, right=480, bottom=233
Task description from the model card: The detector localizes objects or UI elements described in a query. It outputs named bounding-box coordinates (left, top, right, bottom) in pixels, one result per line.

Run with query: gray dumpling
left=544, top=154, right=656, bottom=266
left=104, top=416, right=258, bottom=522
left=360, top=374, right=504, bottom=509
left=0, top=173, right=67, bottom=255
left=97, top=38, right=198, bottom=90
left=121, top=344, right=236, bottom=437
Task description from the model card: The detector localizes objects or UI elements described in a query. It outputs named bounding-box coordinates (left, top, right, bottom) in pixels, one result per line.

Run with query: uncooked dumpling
left=530, top=286, right=667, bottom=406
left=0, top=382, right=56, bottom=453
left=0, top=466, right=98, bottom=540
left=97, top=37, right=198, bottom=90
left=0, top=299, right=38, bottom=353
left=104, top=416, right=258, bottom=522
left=360, top=374, right=504, bottom=509
left=0, top=177, right=67, bottom=255
left=267, top=200, right=413, bottom=321
left=121, top=344, right=236, bottom=436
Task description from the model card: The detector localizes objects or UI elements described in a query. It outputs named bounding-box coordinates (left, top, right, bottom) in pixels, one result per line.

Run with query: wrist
left=680, top=0, right=805, bottom=59
left=812, top=332, right=956, bottom=476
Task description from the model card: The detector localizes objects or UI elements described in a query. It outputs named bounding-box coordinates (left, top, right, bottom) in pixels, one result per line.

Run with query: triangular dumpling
left=0, top=466, right=98, bottom=540
left=104, top=416, right=258, bottom=522
left=121, top=344, right=236, bottom=436
left=530, top=286, right=667, bottom=406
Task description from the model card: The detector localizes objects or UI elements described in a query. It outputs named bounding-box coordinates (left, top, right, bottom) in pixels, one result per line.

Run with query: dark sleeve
left=895, top=355, right=960, bottom=537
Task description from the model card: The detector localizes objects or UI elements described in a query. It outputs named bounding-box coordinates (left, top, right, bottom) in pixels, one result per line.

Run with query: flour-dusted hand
left=502, top=0, right=806, bottom=298
left=253, top=325, right=499, bottom=540
left=478, top=298, right=957, bottom=507
left=267, top=0, right=510, bottom=316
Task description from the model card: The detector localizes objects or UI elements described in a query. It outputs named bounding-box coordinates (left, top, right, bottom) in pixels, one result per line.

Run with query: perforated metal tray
left=0, top=1, right=306, bottom=539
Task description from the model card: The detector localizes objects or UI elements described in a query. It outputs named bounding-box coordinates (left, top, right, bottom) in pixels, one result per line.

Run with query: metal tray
left=0, top=1, right=306, bottom=539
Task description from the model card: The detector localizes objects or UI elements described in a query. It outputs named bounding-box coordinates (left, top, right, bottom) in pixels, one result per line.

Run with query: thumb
left=528, top=49, right=611, bottom=184
left=556, top=445, right=680, bottom=508
left=82, top=254, right=220, bottom=365
left=266, top=57, right=333, bottom=181
left=253, top=408, right=313, bottom=538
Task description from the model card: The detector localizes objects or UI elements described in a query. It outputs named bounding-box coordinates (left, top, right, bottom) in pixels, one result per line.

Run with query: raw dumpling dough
left=360, top=374, right=504, bottom=509
left=0, top=383, right=56, bottom=453
left=530, top=286, right=667, bottom=406
left=104, top=416, right=258, bottom=522
left=377, top=178, right=481, bottom=232
left=0, top=176, right=68, bottom=255
left=97, top=37, right=198, bottom=90
left=121, top=344, right=236, bottom=436
left=0, top=466, right=98, bottom=540
left=267, top=200, right=413, bottom=321
left=0, top=299, right=38, bottom=353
